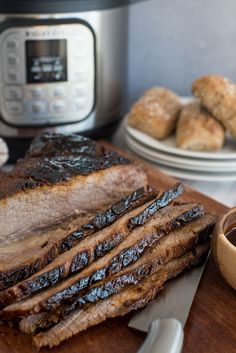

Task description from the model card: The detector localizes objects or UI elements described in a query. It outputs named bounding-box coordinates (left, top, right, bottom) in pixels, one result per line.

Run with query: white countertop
left=112, top=123, right=235, bottom=208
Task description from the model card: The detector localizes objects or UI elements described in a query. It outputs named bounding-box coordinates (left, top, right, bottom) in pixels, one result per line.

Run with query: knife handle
left=137, top=318, right=183, bottom=353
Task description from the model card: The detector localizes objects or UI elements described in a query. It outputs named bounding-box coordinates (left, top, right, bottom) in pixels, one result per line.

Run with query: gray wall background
left=127, top=0, right=236, bottom=106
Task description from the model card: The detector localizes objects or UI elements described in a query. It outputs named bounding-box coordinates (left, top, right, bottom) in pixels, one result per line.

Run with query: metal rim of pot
left=0, top=0, right=147, bottom=14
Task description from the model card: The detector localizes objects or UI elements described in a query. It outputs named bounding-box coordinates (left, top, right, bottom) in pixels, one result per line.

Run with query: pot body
left=0, top=7, right=128, bottom=141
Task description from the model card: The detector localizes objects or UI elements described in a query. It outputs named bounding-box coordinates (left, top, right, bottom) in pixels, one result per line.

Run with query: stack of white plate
left=124, top=98, right=236, bottom=182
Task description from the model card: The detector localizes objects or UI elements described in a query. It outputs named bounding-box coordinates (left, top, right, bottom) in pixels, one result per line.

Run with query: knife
left=129, top=261, right=206, bottom=353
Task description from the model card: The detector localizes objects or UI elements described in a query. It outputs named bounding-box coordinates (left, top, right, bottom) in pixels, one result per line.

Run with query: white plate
left=125, top=132, right=236, bottom=171
left=154, top=165, right=236, bottom=182
left=125, top=135, right=236, bottom=182
left=125, top=97, right=236, bottom=160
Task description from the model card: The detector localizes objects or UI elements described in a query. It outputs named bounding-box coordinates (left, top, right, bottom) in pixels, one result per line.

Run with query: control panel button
left=73, top=55, right=88, bottom=65
left=4, top=68, right=20, bottom=84
left=74, top=97, right=87, bottom=111
left=52, top=86, right=65, bottom=97
left=73, top=84, right=88, bottom=98
left=28, top=100, right=48, bottom=114
left=51, top=100, right=67, bottom=114
left=73, top=53, right=87, bottom=61
left=5, top=101, right=23, bottom=115
left=73, top=71, right=88, bottom=82
left=4, top=86, right=23, bottom=100
left=5, top=52, right=19, bottom=66
left=71, top=39, right=87, bottom=54
left=28, top=87, right=45, bottom=99
left=5, top=38, right=19, bottom=51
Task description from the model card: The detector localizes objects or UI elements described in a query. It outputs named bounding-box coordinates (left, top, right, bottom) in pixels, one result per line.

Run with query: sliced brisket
left=1, top=201, right=203, bottom=314
left=32, top=244, right=208, bottom=349
left=0, top=133, right=147, bottom=243
left=0, top=186, right=156, bottom=291
left=16, top=214, right=215, bottom=333
left=0, top=184, right=183, bottom=306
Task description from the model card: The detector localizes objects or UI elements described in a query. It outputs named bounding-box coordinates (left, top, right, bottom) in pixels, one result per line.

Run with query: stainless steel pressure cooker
left=0, top=0, right=146, bottom=158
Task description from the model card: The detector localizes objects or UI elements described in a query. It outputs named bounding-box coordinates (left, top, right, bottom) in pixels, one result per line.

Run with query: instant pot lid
left=0, top=0, right=147, bottom=14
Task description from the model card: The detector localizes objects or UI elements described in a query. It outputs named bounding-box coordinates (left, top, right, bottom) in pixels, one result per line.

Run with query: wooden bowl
left=212, top=208, right=236, bottom=290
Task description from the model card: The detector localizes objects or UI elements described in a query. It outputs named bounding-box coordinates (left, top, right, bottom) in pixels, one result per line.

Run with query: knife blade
left=129, top=260, right=206, bottom=353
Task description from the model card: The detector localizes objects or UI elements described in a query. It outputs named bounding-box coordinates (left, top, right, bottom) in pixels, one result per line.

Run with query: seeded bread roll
left=128, top=87, right=181, bottom=140
left=192, top=75, right=236, bottom=139
left=176, top=102, right=225, bottom=151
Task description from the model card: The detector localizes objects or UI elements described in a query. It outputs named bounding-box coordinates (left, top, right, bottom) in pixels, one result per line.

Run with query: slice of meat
left=0, top=133, right=147, bottom=244
left=0, top=186, right=156, bottom=291
left=1, top=201, right=203, bottom=314
left=0, top=213, right=94, bottom=291
left=17, top=215, right=215, bottom=333
left=32, top=244, right=208, bottom=349
left=0, top=183, right=184, bottom=307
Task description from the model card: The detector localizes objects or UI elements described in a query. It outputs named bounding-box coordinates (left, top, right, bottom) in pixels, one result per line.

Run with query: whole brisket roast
left=0, top=133, right=217, bottom=350
left=0, top=133, right=147, bottom=244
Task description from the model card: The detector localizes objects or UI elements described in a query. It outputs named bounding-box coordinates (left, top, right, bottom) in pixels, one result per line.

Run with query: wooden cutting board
left=0, top=142, right=236, bottom=353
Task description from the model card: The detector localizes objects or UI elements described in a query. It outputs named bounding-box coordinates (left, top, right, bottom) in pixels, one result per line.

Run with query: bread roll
left=192, top=75, right=236, bottom=139
left=176, top=102, right=225, bottom=151
left=128, top=87, right=181, bottom=140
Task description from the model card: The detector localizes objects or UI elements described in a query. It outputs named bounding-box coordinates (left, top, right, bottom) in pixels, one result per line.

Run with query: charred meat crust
left=31, top=245, right=208, bottom=349
left=0, top=134, right=133, bottom=200
left=0, top=245, right=58, bottom=292
left=60, top=185, right=157, bottom=252
left=128, top=183, right=184, bottom=228
left=0, top=184, right=183, bottom=306
left=99, top=205, right=204, bottom=275
left=16, top=152, right=131, bottom=185
left=121, top=247, right=208, bottom=315
left=0, top=186, right=156, bottom=291
left=27, top=133, right=98, bottom=158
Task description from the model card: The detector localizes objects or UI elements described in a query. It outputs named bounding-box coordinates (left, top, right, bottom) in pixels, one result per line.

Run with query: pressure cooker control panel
left=0, top=23, right=95, bottom=126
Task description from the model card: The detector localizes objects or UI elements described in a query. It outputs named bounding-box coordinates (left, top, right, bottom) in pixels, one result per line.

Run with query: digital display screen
left=26, top=40, right=67, bottom=84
